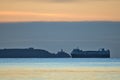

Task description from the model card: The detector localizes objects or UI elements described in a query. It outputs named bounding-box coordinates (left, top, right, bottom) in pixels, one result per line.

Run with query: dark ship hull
left=71, top=48, right=110, bottom=58
left=71, top=54, right=110, bottom=58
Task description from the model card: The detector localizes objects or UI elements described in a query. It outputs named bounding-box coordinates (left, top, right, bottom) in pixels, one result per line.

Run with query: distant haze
left=0, top=22, right=120, bottom=58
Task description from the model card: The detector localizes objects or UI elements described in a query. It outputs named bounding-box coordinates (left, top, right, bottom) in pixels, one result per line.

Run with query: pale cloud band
left=0, top=11, right=119, bottom=22
left=11, top=0, right=120, bottom=3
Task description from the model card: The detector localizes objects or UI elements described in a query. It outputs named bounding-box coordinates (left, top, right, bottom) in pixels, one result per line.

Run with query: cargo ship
left=71, top=48, right=110, bottom=58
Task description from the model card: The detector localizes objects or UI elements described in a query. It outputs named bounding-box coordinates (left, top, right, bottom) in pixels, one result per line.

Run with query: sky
left=0, top=0, right=120, bottom=22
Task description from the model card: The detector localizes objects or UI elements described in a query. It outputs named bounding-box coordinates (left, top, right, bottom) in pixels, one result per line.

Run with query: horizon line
left=0, top=21, right=120, bottom=23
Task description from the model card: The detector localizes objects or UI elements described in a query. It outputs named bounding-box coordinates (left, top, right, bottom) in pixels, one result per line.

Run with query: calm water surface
left=0, top=58, right=120, bottom=80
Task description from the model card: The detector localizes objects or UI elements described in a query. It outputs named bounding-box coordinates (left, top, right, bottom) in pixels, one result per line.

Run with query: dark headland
left=0, top=48, right=110, bottom=58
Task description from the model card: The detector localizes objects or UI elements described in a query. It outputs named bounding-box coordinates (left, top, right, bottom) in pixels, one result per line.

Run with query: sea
left=0, top=58, right=120, bottom=80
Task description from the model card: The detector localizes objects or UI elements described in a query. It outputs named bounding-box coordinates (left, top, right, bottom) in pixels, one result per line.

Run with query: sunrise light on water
left=0, top=58, right=120, bottom=80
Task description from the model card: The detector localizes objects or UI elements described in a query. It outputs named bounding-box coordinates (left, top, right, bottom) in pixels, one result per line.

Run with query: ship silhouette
left=71, top=48, right=110, bottom=58
left=0, top=47, right=110, bottom=58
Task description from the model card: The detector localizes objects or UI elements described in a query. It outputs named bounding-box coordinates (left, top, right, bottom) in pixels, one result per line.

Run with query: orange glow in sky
left=0, top=0, right=120, bottom=22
